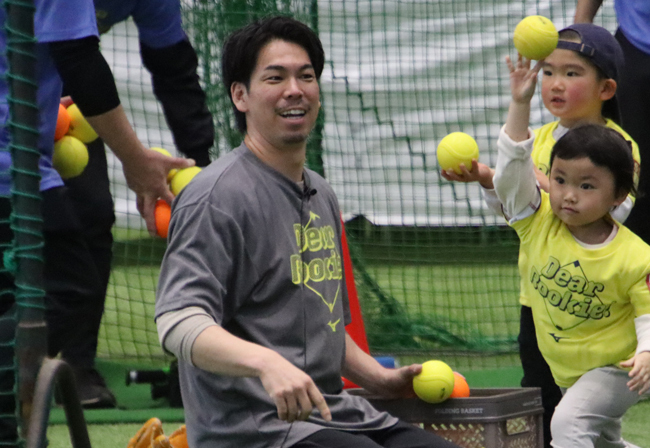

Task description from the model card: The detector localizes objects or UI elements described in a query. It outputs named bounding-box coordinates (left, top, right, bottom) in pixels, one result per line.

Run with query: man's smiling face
left=232, top=39, right=321, bottom=151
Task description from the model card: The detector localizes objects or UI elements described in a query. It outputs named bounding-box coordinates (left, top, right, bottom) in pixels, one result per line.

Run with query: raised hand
left=506, top=54, right=543, bottom=104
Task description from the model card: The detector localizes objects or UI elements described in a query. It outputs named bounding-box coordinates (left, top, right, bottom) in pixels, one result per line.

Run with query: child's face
left=549, top=156, right=625, bottom=231
left=540, top=49, right=614, bottom=127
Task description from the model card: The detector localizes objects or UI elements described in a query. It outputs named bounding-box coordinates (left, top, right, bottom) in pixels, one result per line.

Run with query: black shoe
left=70, top=367, right=117, bottom=409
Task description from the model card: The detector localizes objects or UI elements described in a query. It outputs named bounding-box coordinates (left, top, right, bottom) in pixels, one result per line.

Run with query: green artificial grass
left=45, top=401, right=650, bottom=448
left=41, top=359, right=649, bottom=447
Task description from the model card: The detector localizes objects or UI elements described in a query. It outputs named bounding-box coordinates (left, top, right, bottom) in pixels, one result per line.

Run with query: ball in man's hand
left=170, top=166, right=202, bottom=196
left=413, top=360, right=455, bottom=404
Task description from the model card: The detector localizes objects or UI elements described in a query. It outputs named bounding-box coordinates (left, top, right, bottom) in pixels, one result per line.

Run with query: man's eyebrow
left=262, top=63, right=314, bottom=72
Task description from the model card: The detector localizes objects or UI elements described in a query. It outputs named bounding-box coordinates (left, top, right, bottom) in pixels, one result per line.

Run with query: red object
left=155, top=199, right=171, bottom=238
left=341, top=214, right=369, bottom=389
left=342, top=215, right=369, bottom=352
left=450, top=371, right=470, bottom=398
left=54, top=103, right=70, bottom=141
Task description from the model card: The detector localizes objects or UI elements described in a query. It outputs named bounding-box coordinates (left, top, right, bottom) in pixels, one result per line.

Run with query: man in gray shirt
left=155, top=16, right=460, bottom=448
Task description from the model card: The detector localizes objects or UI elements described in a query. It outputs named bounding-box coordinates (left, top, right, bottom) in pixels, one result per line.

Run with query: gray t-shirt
left=155, top=144, right=397, bottom=448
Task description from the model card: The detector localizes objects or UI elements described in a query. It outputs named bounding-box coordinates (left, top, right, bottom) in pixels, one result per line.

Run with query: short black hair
left=221, top=15, right=325, bottom=134
left=551, top=124, right=636, bottom=198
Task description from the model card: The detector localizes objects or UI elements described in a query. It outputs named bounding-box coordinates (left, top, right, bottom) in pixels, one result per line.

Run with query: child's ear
left=600, top=79, right=617, bottom=101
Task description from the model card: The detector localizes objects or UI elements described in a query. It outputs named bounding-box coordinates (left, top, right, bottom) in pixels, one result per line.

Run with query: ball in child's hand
left=449, top=371, right=470, bottom=398
left=437, top=132, right=479, bottom=175
left=513, top=15, right=558, bottom=60
left=413, top=360, right=455, bottom=403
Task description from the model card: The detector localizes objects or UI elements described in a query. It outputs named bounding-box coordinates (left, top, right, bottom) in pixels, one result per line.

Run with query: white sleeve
left=482, top=188, right=504, bottom=216
left=493, top=126, right=541, bottom=223
left=157, top=306, right=218, bottom=365
left=635, top=314, right=650, bottom=355
left=610, top=195, right=633, bottom=223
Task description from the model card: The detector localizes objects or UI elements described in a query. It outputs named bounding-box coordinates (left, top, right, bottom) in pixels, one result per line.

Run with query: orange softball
left=155, top=199, right=172, bottom=239
left=54, top=103, right=71, bottom=141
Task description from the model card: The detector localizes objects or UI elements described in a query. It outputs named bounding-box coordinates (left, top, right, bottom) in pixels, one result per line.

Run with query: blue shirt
left=615, top=0, right=650, bottom=55
left=0, top=0, right=98, bottom=196
left=94, top=0, right=187, bottom=48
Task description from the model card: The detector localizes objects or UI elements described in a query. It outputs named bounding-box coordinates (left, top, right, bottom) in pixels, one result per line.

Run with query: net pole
left=305, top=0, right=324, bottom=177
left=5, top=0, right=47, bottom=438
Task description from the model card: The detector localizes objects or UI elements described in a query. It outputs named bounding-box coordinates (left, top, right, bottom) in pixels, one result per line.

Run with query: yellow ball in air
left=513, top=15, right=558, bottom=60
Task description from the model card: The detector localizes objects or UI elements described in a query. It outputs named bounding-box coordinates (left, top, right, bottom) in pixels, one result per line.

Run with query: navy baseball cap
left=556, top=23, right=624, bottom=82
left=556, top=23, right=624, bottom=123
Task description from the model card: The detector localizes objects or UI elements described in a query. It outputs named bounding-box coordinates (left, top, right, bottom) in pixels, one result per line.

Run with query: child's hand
left=620, top=351, right=650, bottom=395
left=441, top=160, right=495, bottom=189
left=506, top=54, right=542, bottom=105
left=535, top=168, right=549, bottom=192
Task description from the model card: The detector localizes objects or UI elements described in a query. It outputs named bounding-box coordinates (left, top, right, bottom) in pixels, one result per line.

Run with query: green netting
left=2, top=0, right=45, bottom=445
left=92, top=1, right=619, bottom=366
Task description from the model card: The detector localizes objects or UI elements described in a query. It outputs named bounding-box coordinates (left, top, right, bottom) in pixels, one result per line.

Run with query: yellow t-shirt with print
left=532, top=119, right=641, bottom=189
left=515, top=120, right=641, bottom=309
left=511, top=191, right=650, bottom=387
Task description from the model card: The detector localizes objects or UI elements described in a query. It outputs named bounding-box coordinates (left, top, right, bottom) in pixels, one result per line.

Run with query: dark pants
left=292, top=421, right=460, bottom=448
left=0, top=185, right=106, bottom=361
left=616, top=29, right=650, bottom=244
left=518, top=306, right=561, bottom=448
left=0, top=187, right=98, bottom=444
left=57, top=138, right=114, bottom=368
left=0, top=140, right=114, bottom=442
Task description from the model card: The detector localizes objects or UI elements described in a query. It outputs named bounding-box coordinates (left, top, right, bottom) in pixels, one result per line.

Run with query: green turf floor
left=43, top=359, right=648, bottom=448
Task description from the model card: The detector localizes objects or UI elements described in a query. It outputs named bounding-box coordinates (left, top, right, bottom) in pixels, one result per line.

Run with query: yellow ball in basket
left=513, top=15, right=558, bottom=60
left=413, top=360, right=455, bottom=404
left=437, top=132, right=479, bottom=175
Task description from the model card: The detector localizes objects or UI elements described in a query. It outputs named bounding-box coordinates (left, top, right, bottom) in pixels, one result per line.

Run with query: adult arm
left=574, top=0, right=602, bottom=23
left=140, top=40, right=214, bottom=167
left=48, top=36, right=194, bottom=234
left=189, top=324, right=332, bottom=422
left=158, top=306, right=332, bottom=423
left=341, top=333, right=420, bottom=398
